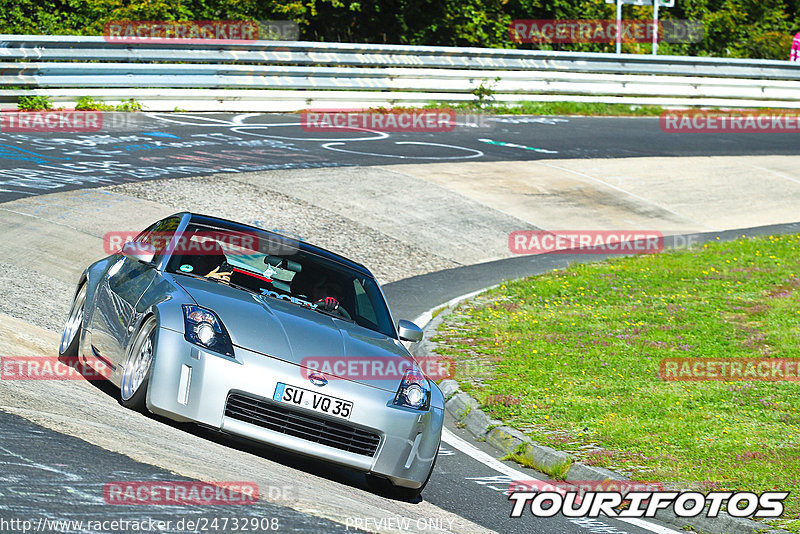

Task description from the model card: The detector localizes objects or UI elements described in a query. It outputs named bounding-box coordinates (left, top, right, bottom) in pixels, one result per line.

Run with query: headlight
left=393, top=366, right=430, bottom=411
left=182, top=305, right=234, bottom=357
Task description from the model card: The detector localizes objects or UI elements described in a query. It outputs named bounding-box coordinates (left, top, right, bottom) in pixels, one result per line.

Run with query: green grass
left=425, top=101, right=666, bottom=116
left=433, top=234, right=800, bottom=531
left=432, top=305, right=448, bottom=319
left=502, top=445, right=574, bottom=479
left=368, top=101, right=666, bottom=117
left=463, top=101, right=664, bottom=116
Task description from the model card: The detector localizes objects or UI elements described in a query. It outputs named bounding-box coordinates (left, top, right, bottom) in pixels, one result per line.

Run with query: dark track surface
left=0, top=409, right=660, bottom=534
left=0, top=112, right=798, bottom=203
left=0, top=410, right=355, bottom=534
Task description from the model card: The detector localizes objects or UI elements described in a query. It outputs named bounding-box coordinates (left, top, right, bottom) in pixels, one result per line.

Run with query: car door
left=89, top=217, right=180, bottom=369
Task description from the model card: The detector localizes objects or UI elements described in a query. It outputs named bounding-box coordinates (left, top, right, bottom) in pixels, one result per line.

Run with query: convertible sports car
left=59, top=212, right=443, bottom=499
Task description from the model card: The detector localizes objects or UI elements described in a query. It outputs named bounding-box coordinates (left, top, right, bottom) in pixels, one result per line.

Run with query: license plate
left=273, top=383, right=353, bottom=420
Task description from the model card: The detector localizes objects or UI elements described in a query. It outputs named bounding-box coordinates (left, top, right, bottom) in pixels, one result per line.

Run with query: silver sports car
left=59, top=212, right=443, bottom=499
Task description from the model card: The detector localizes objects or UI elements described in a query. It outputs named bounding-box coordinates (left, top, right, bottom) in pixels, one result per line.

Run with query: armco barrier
left=0, top=35, right=798, bottom=111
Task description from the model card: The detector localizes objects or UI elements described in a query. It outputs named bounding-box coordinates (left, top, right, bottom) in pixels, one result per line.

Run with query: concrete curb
left=416, top=297, right=789, bottom=534
left=440, top=379, right=621, bottom=483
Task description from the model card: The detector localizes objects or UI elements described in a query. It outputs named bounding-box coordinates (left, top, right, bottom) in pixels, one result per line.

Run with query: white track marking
left=148, top=112, right=392, bottom=141
left=441, top=427, right=535, bottom=480
left=441, top=429, right=683, bottom=534
left=232, top=113, right=266, bottom=124
left=322, top=141, right=484, bottom=160
left=145, top=113, right=240, bottom=126
left=748, top=164, right=800, bottom=186
left=232, top=125, right=389, bottom=142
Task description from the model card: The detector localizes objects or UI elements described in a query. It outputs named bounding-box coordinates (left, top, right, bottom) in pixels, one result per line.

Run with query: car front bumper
left=147, top=327, right=443, bottom=488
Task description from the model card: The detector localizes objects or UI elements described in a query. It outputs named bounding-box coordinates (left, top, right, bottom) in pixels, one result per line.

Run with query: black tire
left=120, top=316, right=157, bottom=411
left=59, top=284, right=87, bottom=358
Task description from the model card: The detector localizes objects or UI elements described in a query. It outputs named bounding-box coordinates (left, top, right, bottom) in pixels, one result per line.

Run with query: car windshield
left=164, top=222, right=396, bottom=338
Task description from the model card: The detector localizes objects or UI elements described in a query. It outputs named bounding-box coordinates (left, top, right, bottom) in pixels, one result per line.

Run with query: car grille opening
left=224, top=392, right=381, bottom=457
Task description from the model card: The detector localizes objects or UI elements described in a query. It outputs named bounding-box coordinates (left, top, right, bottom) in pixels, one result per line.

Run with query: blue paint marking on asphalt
left=0, top=145, right=71, bottom=162
left=113, top=143, right=170, bottom=151
left=141, top=131, right=180, bottom=138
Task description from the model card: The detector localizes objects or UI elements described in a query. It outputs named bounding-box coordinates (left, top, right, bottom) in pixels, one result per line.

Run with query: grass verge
left=434, top=101, right=666, bottom=116
left=433, top=234, right=800, bottom=531
left=367, top=101, right=666, bottom=117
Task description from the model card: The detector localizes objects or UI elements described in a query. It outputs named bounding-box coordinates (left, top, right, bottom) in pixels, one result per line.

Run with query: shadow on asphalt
left=67, top=358, right=426, bottom=505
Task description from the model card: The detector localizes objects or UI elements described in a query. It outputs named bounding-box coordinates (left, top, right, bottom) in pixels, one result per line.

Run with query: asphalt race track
left=1, top=112, right=799, bottom=534
left=1, top=112, right=799, bottom=203
left=0, top=410, right=354, bottom=533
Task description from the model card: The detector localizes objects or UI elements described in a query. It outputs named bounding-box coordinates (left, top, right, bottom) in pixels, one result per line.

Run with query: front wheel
left=120, top=316, right=157, bottom=411
left=59, top=284, right=87, bottom=358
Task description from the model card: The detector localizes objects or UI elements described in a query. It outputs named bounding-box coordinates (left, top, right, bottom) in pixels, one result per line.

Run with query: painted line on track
left=440, top=429, right=683, bottom=534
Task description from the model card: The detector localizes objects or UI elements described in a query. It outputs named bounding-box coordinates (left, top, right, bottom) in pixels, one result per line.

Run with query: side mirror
left=121, top=241, right=156, bottom=264
left=398, top=320, right=423, bottom=343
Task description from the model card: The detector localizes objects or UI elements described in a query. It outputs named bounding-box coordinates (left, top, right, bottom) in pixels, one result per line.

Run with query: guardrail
left=1, top=34, right=799, bottom=111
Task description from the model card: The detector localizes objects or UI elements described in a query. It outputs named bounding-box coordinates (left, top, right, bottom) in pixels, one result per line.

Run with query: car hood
left=174, top=275, right=411, bottom=392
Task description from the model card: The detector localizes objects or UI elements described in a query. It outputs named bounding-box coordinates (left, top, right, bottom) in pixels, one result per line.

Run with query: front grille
left=224, top=392, right=381, bottom=457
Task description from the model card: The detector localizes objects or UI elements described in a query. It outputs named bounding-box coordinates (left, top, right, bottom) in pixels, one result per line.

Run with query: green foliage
left=744, top=31, right=794, bottom=60
left=472, top=77, right=500, bottom=108
left=115, top=98, right=143, bottom=112
left=0, top=0, right=795, bottom=59
left=17, top=95, right=52, bottom=111
left=425, top=100, right=665, bottom=116
left=74, top=96, right=113, bottom=111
